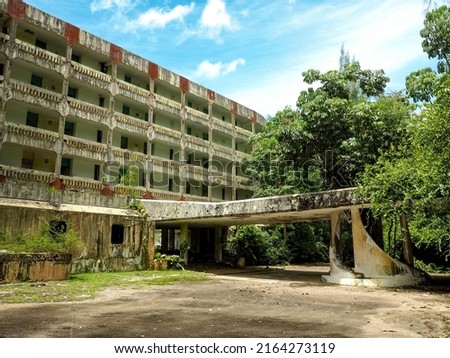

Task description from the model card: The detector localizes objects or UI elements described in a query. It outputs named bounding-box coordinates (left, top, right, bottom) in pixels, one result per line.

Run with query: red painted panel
left=231, top=101, right=238, bottom=115
left=208, top=89, right=216, bottom=101
left=7, top=0, right=26, bottom=20
left=252, top=111, right=257, bottom=123
left=180, top=76, right=189, bottom=93
left=50, top=178, right=65, bottom=191
left=148, top=62, right=159, bottom=79
left=101, top=185, right=112, bottom=196
left=110, top=44, right=122, bottom=64
left=64, top=23, right=80, bottom=45
left=143, top=191, right=153, bottom=199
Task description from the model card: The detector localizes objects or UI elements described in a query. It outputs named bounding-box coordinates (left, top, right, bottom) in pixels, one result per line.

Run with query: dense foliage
left=0, top=222, right=84, bottom=256
left=358, top=6, right=450, bottom=267
left=225, top=6, right=450, bottom=269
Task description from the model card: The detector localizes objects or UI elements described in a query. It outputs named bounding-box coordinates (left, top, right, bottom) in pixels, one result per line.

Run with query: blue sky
left=25, top=0, right=442, bottom=117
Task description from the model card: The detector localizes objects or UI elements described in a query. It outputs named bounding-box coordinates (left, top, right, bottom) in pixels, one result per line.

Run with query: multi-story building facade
left=0, top=0, right=265, bottom=272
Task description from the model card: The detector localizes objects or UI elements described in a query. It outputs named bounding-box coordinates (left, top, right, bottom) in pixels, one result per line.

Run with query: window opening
left=111, top=224, right=125, bottom=244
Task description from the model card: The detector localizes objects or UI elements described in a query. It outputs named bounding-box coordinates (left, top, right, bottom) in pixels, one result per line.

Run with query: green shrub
left=0, top=222, right=84, bottom=256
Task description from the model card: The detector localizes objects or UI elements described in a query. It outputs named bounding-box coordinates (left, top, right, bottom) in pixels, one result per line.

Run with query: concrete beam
left=143, top=188, right=366, bottom=227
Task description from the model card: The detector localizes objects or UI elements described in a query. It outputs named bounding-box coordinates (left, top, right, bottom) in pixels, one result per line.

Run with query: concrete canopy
left=143, top=188, right=367, bottom=227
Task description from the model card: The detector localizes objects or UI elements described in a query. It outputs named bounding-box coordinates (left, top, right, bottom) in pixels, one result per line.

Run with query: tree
left=420, top=5, right=450, bottom=73
left=238, top=47, right=412, bottom=264
left=245, top=57, right=403, bottom=195
left=358, top=6, right=450, bottom=267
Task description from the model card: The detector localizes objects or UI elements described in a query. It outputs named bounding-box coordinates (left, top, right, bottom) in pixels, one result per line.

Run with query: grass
left=0, top=270, right=210, bottom=304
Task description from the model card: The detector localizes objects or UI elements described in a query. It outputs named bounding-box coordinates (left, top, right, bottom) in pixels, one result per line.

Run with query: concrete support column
left=147, top=221, right=155, bottom=269
left=214, top=226, right=223, bottom=262
left=161, top=228, right=169, bottom=252
left=180, top=223, right=189, bottom=264
left=327, top=210, right=356, bottom=278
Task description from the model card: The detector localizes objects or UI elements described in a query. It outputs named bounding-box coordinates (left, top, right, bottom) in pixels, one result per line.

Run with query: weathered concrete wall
left=0, top=174, right=129, bottom=208
left=0, top=252, right=71, bottom=283
left=0, top=202, right=149, bottom=274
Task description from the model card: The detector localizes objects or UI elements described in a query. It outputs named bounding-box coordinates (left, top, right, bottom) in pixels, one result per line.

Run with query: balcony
left=0, top=32, right=9, bottom=52
left=154, top=94, right=181, bottom=116
left=112, top=148, right=147, bottom=162
left=235, top=125, right=252, bottom=140
left=117, top=79, right=150, bottom=104
left=185, top=135, right=209, bottom=153
left=111, top=185, right=146, bottom=197
left=186, top=106, right=209, bottom=127
left=151, top=124, right=181, bottom=145
left=5, top=122, right=58, bottom=151
left=183, top=194, right=211, bottom=202
left=13, top=38, right=65, bottom=74
left=184, top=163, right=208, bottom=182
left=114, top=113, right=148, bottom=136
left=212, top=143, right=233, bottom=161
left=235, top=150, right=251, bottom=161
left=151, top=157, right=180, bottom=179
left=148, top=188, right=181, bottom=201
left=11, top=80, right=63, bottom=113
left=212, top=118, right=233, bottom=136
left=71, top=62, right=111, bottom=91
left=2, top=165, right=54, bottom=184
left=63, top=135, right=107, bottom=161
left=67, top=98, right=109, bottom=126
left=209, top=170, right=233, bottom=187
left=61, top=175, right=103, bottom=191
left=235, top=175, right=255, bottom=190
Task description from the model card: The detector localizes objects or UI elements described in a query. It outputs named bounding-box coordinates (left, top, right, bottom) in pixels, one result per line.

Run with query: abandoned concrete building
left=0, top=0, right=425, bottom=287
left=0, top=0, right=265, bottom=275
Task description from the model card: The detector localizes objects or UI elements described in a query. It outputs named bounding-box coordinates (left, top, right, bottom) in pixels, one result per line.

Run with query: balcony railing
left=212, top=143, right=233, bottom=160
left=111, top=185, right=146, bottom=196
left=212, top=118, right=233, bottom=135
left=185, top=164, right=208, bottom=176
left=151, top=157, right=179, bottom=169
left=2, top=165, right=54, bottom=183
left=117, top=79, right=150, bottom=103
left=6, top=123, right=58, bottom=149
left=71, top=62, right=111, bottom=88
left=11, top=80, right=62, bottom=104
left=186, top=106, right=209, bottom=126
left=186, top=135, right=209, bottom=149
left=235, top=150, right=251, bottom=161
left=67, top=98, right=109, bottom=124
left=115, top=113, right=148, bottom=133
left=61, top=175, right=103, bottom=191
left=15, top=38, right=65, bottom=66
left=154, top=94, right=181, bottom=115
left=112, top=148, right=147, bottom=162
left=235, top=125, right=252, bottom=139
left=152, top=124, right=182, bottom=140
left=63, top=136, right=107, bottom=160
left=183, top=194, right=211, bottom=202
left=148, top=188, right=180, bottom=201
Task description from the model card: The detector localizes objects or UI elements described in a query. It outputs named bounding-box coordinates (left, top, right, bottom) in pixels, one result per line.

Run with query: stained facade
left=0, top=0, right=264, bottom=273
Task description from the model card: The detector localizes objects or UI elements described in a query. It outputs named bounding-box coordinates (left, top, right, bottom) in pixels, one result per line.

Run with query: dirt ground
left=0, top=265, right=449, bottom=338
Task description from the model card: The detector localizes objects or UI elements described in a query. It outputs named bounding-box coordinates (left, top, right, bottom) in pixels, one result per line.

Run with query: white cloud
left=198, top=0, right=238, bottom=42
left=124, top=3, right=195, bottom=31
left=90, top=0, right=132, bottom=12
left=195, top=58, right=245, bottom=79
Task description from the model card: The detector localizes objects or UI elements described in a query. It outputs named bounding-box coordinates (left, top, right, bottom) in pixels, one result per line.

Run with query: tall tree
left=420, top=5, right=450, bottom=73
left=245, top=58, right=407, bottom=196
left=359, top=6, right=450, bottom=266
